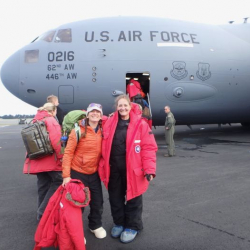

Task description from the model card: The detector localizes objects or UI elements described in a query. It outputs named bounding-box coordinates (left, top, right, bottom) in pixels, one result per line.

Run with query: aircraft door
left=126, top=73, right=152, bottom=128
left=146, top=92, right=152, bottom=117
left=58, top=85, right=74, bottom=104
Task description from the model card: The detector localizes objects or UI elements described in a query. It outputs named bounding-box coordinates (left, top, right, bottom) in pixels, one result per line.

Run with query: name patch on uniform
left=135, top=145, right=141, bottom=153
left=134, top=140, right=141, bottom=143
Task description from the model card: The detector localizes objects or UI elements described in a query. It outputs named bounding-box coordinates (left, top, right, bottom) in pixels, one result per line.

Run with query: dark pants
left=108, top=161, right=143, bottom=231
left=71, top=170, right=104, bottom=230
left=37, top=171, right=62, bottom=220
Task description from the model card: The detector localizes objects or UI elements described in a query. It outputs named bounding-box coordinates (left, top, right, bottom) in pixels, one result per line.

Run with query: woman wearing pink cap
left=62, top=103, right=106, bottom=239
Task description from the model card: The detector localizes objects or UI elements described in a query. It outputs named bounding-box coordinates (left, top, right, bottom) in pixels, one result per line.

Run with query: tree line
left=0, top=115, right=35, bottom=119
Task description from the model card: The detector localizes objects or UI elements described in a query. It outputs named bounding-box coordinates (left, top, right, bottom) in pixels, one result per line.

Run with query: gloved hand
left=145, top=174, right=153, bottom=182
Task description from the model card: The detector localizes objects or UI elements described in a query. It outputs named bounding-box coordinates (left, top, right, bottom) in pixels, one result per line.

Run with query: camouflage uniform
left=165, top=112, right=176, bottom=156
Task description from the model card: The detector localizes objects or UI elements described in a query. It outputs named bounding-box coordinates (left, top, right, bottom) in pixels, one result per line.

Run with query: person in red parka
left=23, top=103, right=63, bottom=221
left=98, top=95, right=158, bottom=243
left=126, top=79, right=146, bottom=99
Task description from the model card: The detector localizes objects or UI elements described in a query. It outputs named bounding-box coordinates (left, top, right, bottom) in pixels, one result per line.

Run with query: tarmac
left=1, top=121, right=250, bottom=250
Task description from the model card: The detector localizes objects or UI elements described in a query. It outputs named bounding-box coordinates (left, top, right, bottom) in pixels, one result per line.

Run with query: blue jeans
left=36, top=171, right=62, bottom=220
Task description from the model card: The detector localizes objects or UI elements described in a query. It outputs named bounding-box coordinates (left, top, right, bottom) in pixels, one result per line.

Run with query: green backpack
left=61, top=110, right=87, bottom=152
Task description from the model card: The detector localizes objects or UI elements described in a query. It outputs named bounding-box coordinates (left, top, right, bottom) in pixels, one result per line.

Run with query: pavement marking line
left=177, top=215, right=250, bottom=243
left=198, top=150, right=219, bottom=154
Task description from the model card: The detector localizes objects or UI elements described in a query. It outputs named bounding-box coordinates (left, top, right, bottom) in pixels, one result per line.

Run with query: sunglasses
left=88, top=103, right=102, bottom=109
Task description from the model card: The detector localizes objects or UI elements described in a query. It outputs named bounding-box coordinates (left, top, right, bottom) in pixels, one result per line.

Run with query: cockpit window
left=54, top=29, right=72, bottom=43
left=37, top=30, right=56, bottom=42
left=25, top=50, right=39, bottom=63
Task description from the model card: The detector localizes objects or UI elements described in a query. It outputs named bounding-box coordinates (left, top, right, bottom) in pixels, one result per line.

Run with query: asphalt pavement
left=1, top=123, right=250, bottom=250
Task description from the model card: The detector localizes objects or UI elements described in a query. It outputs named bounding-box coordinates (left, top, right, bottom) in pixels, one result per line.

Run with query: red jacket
left=23, top=110, right=63, bottom=174
left=126, top=79, right=146, bottom=98
left=99, top=103, right=158, bottom=200
left=34, top=179, right=90, bottom=250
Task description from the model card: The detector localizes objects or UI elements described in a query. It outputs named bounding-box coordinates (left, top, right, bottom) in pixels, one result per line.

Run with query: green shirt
left=165, top=112, right=176, bottom=129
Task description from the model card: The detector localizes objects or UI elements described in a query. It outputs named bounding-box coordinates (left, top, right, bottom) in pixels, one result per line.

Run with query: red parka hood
left=64, top=179, right=90, bottom=208
left=112, top=102, right=142, bottom=124
left=131, top=102, right=142, bottom=116
left=33, top=110, right=52, bottom=121
left=129, top=79, right=141, bottom=89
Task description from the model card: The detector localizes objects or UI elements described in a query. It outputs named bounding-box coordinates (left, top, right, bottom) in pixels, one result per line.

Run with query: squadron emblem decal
left=196, top=63, right=211, bottom=81
left=170, top=61, right=188, bottom=80
left=135, top=145, right=141, bottom=153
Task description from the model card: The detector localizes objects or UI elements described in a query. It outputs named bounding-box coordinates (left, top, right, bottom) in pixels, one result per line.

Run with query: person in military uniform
left=47, top=95, right=65, bottom=126
left=164, top=106, right=176, bottom=157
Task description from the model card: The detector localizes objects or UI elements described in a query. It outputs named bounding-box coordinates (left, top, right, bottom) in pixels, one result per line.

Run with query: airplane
left=1, top=16, right=250, bottom=126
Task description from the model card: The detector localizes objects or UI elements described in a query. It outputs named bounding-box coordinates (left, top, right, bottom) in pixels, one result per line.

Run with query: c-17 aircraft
left=1, top=16, right=250, bottom=126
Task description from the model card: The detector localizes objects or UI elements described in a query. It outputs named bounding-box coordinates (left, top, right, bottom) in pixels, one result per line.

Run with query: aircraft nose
left=1, top=51, right=20, bottom=97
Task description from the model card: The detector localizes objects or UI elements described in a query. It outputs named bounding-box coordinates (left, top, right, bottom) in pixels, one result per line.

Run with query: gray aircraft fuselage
left=1, top=16, right=250, bottom=125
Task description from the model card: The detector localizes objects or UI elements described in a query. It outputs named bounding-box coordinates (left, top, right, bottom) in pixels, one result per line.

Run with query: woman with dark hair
left=62, top=103, right=106, bottom=239
left=99, top=95, right=157, bottom=243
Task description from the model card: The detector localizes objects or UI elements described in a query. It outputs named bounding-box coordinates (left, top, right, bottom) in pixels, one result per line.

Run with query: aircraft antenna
left=228, top=21, right=234, bottom=24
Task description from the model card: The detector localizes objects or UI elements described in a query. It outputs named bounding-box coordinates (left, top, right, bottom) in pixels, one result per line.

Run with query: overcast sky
left=0, top=0, right=249, bottom=115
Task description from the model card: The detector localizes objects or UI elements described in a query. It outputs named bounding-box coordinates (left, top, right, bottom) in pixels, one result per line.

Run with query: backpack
left=61, top=110, right=87, bottom=152
left=21, top=119, right=54, bottom=160
left=133, top=94, right=145, bottom=109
